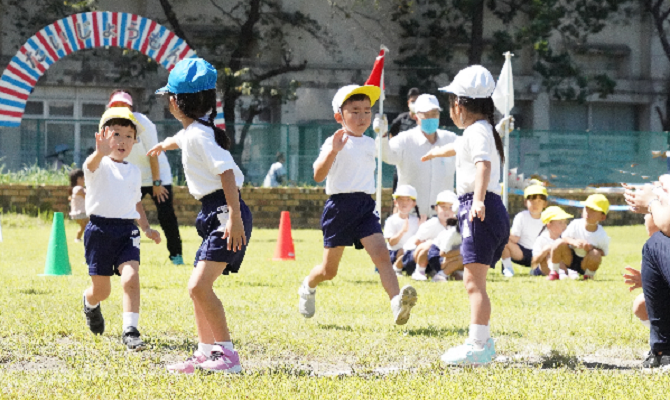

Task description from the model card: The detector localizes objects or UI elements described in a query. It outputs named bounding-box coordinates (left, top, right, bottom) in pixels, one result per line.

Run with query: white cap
left=435, top=190, right=458, bottom=206
left=439, top=65, right=495, bottom=98
left=413, top=94, right=442, bottom=113
left=331, top=84, right=381, bottom=113
left=393, top=184, right=417, bottom=200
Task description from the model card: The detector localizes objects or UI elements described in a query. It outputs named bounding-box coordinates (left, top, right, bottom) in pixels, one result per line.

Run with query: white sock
left=559, top=269, right=567, bottom=278
left=122, top=312, right=139, bottom=330
left=198, top=343, right=214, bottom=356
left=550, top=262, right=561, bottom=272
left=584, top=269, right=596, bottom=278
left=215, top=341, right=234, bottom=351
left=417, top=266, right=426, bottom=273
left=641, top=319, right=651, bottom=329
left=469, top=324, right=490, bottom=349
left=393, top=266, right=403, bottom=274
left=502, top=258, right=512, bottom=270
left=83, top=291, right=99, bottom=309
left=303, top=277, right=316, bottom=293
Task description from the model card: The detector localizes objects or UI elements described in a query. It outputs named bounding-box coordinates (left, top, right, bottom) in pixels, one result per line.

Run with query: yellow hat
left=583, top=194, right=610, bottom=215
left=524, top=185, right=547, bottom=198
left=541, top=206, right=574, bottom=225
left=332, top=85, right=381, bottom=113
left=98, top=107, right=144, bottom=135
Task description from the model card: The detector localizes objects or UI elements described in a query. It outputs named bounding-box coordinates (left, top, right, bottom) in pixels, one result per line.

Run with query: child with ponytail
left=422, top=65, right=509, bottom=365
left=148, top=58, right=252, bottom=374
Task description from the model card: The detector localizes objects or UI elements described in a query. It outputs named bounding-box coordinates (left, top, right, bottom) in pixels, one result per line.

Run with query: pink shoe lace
left=166, top=351, right=208, bottom=374
left=199, top=345, right=242, bottom=373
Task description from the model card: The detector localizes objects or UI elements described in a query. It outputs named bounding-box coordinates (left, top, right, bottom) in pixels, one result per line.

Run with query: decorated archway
left=0, top=11, right=197, bottom=127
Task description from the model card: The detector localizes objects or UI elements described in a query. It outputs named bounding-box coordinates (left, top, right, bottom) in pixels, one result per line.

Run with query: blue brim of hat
left=155, top=85, right=170, bottom=95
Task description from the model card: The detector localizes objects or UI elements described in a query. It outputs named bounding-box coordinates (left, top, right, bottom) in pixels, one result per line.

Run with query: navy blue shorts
left=568, top=248, right=585, bottom=275
left=85, top=215, right=140, bottom=276
left=389, top=249, right=401, bottom=264
left=458, top=192, right=510, bottom=267
left=512, top=244, right=533, bottom=267
left=401, top=249, right=416, bottom=274
left=427, top=244, right=443, bottom=274
left=194, top=190, right=253, bottom=275
left=530, top=266, right=544, bottom=276
left=321, top=192, right=381, bottom=249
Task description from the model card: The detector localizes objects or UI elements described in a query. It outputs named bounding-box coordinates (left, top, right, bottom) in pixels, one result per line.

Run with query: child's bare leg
left=551, top=242, right=573, bottom=272
left=118, top=262, right=140, bottom=313
left=442, top=249, right=464, bottom=275
left=85, top=275, right=111, bottom=305
left=504, top=242, right=524, bottom=261
left=361, top=233, right=400, bottom=299
left=189, top=260, right=230, bottom=342
left=463, top=263, right=490, bottom=325
left=393, top=249, right=405, bottom=271
left=414, top=242, right=432, bottom=269
left=76, top=218, right=88, bottom=240
left=307, top=247, right=345, bottom=288
left=538, top=259, right=550, bottom=275
left=194, top=301, right=216, bottom=344
left=581, top=249, right=602, bottom=273
left=633, top=293, right=648, bottom=322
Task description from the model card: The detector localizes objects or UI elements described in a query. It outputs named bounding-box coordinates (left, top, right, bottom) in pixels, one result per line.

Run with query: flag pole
left=502, top=51, right=513, bottom=209
left=375, top=46, right=387, bottom=219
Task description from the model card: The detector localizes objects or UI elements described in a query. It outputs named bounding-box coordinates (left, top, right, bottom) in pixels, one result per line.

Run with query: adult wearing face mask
left=377, top=94, right=457, bottom=217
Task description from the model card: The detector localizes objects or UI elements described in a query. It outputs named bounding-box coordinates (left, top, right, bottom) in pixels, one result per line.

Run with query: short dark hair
left=69, top=168, right=84, bottom=188
left=407, top=87, right=420, bottom=98
left=103, top=118, right=137, bottom=138
left=172, top=89, right=231, bottom=150
left=341, top=93, right=371, bottom=109
left=276, top=152, right=285, bottom=162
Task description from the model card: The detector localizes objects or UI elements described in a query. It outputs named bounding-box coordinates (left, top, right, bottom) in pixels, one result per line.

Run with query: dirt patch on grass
left=2, top=356, right=66, bottom=372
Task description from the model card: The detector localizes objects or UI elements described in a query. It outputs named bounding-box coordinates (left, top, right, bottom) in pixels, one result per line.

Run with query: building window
left=24, top=101, right=44, bottom=116
left=550, top=101, right=638, bottom=131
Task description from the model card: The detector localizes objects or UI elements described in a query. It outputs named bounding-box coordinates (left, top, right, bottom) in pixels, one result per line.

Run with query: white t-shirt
left=383, top=214, right=419, bottom=251
left=263, top=162, right=286, bottom=187
left=379, top=126, right=458, bottom=216
left=316, top=133, right=376, bottom=195
left=563, top=218, right=610, bottom=257
left=84, top=156, right=141, bottom=219
left=453, top=120, right=501, bottom=195
left=433, top=226, right=462, bottom=253
left=403, top=217, right=447, bottom=251
left=125, top=112, right=173, bottom=186
left=173, top=122, right=245, bottom=200
left=531, top=230, right=555, bottom=267
left=510, top=210, right=544, bottom=249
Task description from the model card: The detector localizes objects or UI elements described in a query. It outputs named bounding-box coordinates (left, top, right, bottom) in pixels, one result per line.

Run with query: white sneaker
left=391, top=285, right=417, bottom=325
left=411, top=269, right=428, bottom=281
left=298, top=278, right=316, bottom=318
left=502, top=266, right=515, bottom=277
left=432, top=271, right=448, bottom=282
left=568, top=269, right=580, bottom=280
left=441, top=338, right=495, bottom=366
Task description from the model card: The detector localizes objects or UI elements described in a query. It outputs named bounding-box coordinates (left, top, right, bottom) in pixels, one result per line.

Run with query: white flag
left=492, top=56, right=514, bottom=116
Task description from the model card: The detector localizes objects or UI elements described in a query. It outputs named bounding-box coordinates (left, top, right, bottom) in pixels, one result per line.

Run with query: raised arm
left=314, top=129, right=347, bottom=183
left=421, top=143, right=456, bottom=162
left=84, top=127, right=115, bottom=173
left=146, top=136, right=180, bottom=157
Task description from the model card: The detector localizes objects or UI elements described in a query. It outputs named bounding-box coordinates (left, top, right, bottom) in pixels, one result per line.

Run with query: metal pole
left=375, top=67, right=384, bottom=218
left=502, top=51, right=513, bottom=209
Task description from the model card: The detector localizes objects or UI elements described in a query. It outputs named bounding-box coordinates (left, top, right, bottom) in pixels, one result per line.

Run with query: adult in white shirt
left=263, top=152, right=286, bottom=187
left=378, top=94, right=457, bottom=217
left=108, top=90, right=184, bottom=265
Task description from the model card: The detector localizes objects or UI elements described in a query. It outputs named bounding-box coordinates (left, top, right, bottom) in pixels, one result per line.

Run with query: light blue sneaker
left=441, top=338, right=495, bottom=366
left=170, top=255, right=185, bottom=265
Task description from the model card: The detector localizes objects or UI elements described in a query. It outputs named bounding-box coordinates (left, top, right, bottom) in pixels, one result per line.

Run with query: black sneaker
left=642, top=351, right=670, bottom=368
left=122, top=326, right=146, bottom=351
left=83, top=295, right=105, bottom=335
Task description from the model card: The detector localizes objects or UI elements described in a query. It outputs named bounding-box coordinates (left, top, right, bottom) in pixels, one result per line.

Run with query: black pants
left=642, top=231, right=670, bottom=354
left=141, top=185, right=182, bottom=258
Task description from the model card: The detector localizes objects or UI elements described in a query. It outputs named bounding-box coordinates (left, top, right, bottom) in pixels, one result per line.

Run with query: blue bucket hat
left=155, top=58, right=217, bottom=95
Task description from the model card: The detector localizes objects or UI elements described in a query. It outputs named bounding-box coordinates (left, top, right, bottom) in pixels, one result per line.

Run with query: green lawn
left=1, top=213, right=669, bottom=399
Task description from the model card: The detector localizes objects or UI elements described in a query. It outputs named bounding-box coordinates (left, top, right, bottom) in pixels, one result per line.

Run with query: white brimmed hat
left=393, top=184, right=417, bottom=200
left=435, top=190, right=458, bottom=205
left=413, top=94, right=442, bottom=113
left=332, top=85, right=381, bottom=113
left=439, top=65, right=495, bottom=98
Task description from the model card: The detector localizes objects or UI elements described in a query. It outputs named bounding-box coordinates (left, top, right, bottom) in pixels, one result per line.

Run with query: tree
left=642, top=0, right=670, bottom=131
left=158, top=0, right=336, bottom=160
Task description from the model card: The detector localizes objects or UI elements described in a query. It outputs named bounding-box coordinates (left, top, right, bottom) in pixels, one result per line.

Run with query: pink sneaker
left=198, top=345, right=242, bottom=374
left=166, top=351, right=208, bottom=374
left=546, top=271, right=559, bottom=281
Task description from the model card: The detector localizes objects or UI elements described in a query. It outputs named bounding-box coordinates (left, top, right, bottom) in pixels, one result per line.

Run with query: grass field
left=1, top=212, right=670, bottom=399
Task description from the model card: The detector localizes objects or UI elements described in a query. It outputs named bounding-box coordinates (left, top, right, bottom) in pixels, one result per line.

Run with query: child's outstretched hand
left=421, top=149, right=437, bottom=162
left=223, top=215, right=247, bottom=252
left=146, top=142, right=165, bottom=157
left=95, top=127, right=117, bottom=156
left=623, top=266, right=642, bottom=291
left=469, top=200, right=485, bottom=221
left=144, top=228, right=161, bottom=244
left=331, top=129, right=349, bottom=153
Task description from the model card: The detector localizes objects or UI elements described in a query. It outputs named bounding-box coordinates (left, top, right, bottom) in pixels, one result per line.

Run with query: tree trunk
left=468, top=0, right=485, bottom=65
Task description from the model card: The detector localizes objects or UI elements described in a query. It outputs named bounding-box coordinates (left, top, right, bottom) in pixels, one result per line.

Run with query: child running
left=82, top=107, right=161, bottom=351
left=148, top=58, right=252, bottom=374
left=383, top=185, right=421, bottom=276
left=422, top=65, right=509, bottom=365
left=500, top=185, right=547, bottom=277
left=299, top=84, right=417, bottom=325
left=529, top=206, right=573, bottom=276
left=68, top=168, right=88, bottom=243
left=548, top=194, right=610, bottom=281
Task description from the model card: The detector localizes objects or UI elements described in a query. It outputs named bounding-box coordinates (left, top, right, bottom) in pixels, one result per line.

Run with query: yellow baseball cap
left=583, top=194, right=610, bottom=215
left=541, top=206, right=574, bottom=225
left=524, top=185, right=548, bottom=198
left=332, top=85, right=381, bottom=113
left=98, top=107, right=144, bottom=135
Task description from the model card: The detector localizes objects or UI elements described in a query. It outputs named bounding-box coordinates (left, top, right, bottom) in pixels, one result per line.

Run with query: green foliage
left=0, top=162, right=71, bottom=185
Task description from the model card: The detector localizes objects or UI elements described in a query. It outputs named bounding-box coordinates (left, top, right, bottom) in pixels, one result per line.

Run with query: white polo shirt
left=84, top=156, right=141, bottom=219
left=510, top=210, right=544, bottom=249
left=379, top=126, right=457, bottom=216
left=316, top=133, right=376, bottom=195
left=383, top=214, right=420, bottom=251
left=173, top=122, right=244, bottom=200
left=125, top=112, right=173, bottom=186
left=433, top=226, right=462, bottom=253
left=563, top=218, right=610, bottom=257
left=453, top=120, right=501, bottom=195
left=403, top=217, right=447, bottom=251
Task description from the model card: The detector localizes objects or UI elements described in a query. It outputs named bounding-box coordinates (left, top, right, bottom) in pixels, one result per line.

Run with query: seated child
left=548, top=194, right=610, bottom=281
left=501, top=185, right=547, bottom=277
left=401, top=190, right=458, bottom=281
left=383, top=185, right=420, bottom=276
left=430, top=202, right=464, bottom=282
left=530, top=206, right=573, bottom=277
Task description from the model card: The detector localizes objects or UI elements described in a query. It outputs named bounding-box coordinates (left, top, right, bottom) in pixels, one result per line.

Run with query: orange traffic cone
left=273, top=211, right=295, bottom=261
